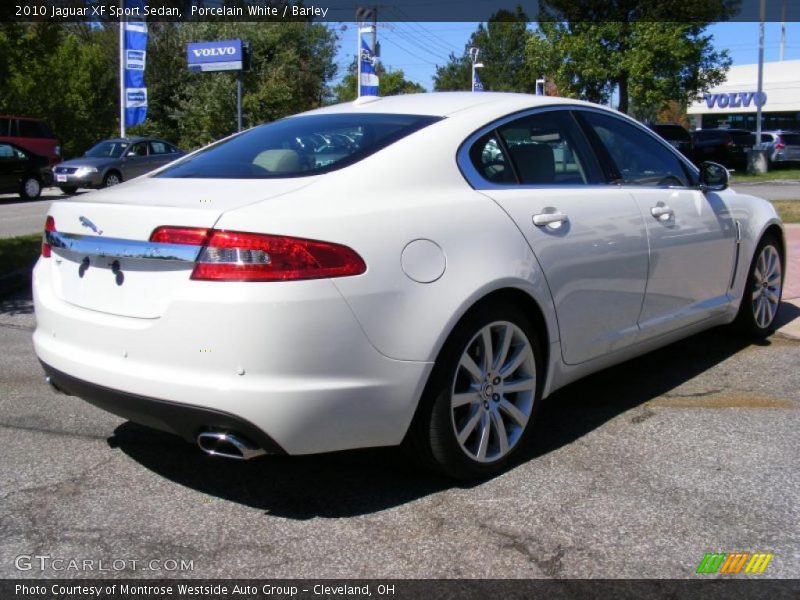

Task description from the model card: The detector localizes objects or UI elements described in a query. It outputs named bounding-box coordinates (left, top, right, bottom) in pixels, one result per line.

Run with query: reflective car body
left=52, top=137, right=184, bottom=192
left=0, top=141, right=52, bottom=198
left=33, top=93, right=784, bottom=475
left=691, top=128, right=755, bottom=169
left=757, top=131, right=800, bottom=165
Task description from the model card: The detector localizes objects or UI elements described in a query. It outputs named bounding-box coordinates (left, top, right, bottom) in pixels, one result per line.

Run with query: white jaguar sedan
left=33, top=93, right=784, bottom=478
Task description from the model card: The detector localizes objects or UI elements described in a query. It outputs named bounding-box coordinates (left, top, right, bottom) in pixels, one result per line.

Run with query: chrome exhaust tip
left=197, top=431, right=266, bottom=461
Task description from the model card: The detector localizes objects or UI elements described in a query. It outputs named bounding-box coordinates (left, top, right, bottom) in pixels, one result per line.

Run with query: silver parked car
left=52, top=137, right=184, bottom=194
left=757, top=131, right=800, bottom=165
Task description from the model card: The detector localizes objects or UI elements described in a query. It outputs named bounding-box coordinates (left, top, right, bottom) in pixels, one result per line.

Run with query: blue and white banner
left=124, top=16, right=148, bottom=127
left=473, top=70, right=484, bottom=92
left=359, top=38, right=379, bottom=97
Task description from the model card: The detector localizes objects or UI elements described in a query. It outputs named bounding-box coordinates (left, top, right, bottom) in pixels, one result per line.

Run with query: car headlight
left=74, top=167, right=98, bottom=177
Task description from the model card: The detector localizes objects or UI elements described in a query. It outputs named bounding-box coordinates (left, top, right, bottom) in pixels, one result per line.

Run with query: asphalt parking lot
left=0, top=286, right=798, bottom=579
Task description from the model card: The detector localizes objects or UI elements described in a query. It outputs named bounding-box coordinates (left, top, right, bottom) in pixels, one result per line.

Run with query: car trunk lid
left=44, top=176, right=318, bottom=319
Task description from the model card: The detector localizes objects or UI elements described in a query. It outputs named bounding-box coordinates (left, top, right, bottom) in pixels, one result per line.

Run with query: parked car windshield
left=157, top=113, right=441, bottom=179
left=85, top=141, right=130, bottom=158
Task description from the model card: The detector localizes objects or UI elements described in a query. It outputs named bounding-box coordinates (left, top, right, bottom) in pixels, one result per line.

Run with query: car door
left=575, top=109, right=737, bottom=338
left=463, top=109, right=650, bottom=365
left=0, top=143, right=24, bottom=191
left=148, top=141, right=179, bottom=169
left=121, top=141, right=151, bottom=179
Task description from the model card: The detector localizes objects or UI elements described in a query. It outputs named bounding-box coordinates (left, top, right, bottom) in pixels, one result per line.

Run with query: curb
left=776, top=298, right=800, bottom=341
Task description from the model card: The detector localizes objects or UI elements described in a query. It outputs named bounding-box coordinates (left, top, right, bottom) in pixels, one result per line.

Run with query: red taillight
left=149, top=226, right=366, bottom=282
left=149, top=226, right=210, bottom=245
left=775, top=142, right=785, bottom=151
left=42, top=216, right=55, bottom=258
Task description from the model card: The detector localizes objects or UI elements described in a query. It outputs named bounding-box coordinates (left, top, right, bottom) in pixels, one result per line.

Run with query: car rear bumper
left=32, top=259, right=433, bottom=455
left=41, top=361, right=287, bottom=453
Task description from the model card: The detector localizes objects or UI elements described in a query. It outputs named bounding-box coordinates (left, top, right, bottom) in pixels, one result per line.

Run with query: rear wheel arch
left=402, top=286, right=552, bottom=476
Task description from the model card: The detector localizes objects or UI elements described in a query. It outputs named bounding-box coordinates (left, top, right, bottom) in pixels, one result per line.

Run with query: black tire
left=735, top=233, right=783, bottom=338
left=19, top=175, right=42, bottom=200
left=405, top=302, right=542, bottom=479
left=59, top=186, right=78, bottom=195
left=103, top=171, right=122, bottom=187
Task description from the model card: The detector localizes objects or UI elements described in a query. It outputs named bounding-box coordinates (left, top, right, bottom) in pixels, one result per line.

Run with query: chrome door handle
left=650, top=205, right=674, bottom=222
left=533, top=212, right=569, bottom=228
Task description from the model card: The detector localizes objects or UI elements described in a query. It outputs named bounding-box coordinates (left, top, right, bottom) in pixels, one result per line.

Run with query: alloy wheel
left=751, top=244, right=782, bottom=329
left=450, top=321, right=536, bottom=463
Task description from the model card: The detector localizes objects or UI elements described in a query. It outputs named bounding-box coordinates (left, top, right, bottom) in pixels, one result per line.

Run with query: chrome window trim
left=456, top=103, right=700, bottom=191
left=46, top=231, right=201, bottom=262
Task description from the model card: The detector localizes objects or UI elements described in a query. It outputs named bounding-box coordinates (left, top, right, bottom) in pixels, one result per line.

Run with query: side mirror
left=699, top=161, right=728, bottom=192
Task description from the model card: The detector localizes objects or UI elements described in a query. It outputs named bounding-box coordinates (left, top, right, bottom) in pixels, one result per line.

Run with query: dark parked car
left=650, top=123, right=694, bottom=161
left=691, top=128, right=755, bottom=169
left=757, top=131, right=800, bottom=166
left=0, top=115, right=61, bottom=166
left=0, top=141, right=52, bottom=199
left=52, top=137, right=184, bottom=194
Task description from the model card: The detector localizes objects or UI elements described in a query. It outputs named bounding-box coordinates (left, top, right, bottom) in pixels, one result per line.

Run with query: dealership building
left=687, top=59, right=800, bottom=131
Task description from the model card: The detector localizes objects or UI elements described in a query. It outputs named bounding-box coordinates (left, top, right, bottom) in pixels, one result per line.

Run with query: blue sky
left=330, top=21, right=800, bottom=92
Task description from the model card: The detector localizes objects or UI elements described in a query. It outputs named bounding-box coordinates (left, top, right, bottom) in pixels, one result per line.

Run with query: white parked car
left=33, top=93, right=785, bottom=478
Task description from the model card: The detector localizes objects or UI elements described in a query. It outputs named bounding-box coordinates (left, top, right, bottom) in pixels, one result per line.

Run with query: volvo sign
left=187, top=40, right=243, bottom=72
left=703, top=91, right=768, bottom=109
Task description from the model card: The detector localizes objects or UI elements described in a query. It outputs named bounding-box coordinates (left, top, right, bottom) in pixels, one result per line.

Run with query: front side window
left=158, top=113, right=440, bottom=179
left=127, top=143, right=148, bottom=157
left=579, top=111, right=691, bottom=187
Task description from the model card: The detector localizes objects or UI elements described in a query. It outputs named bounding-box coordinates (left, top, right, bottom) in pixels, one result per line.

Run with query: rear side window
left=0, top=118, right=9, bottom=136
left=18, top=120, right=50, bottom=138
left=158, top=113, right=441, bottom=179
left=150, top=141, right=169, bottom=155
left=498, top=111, right=592, bottom=185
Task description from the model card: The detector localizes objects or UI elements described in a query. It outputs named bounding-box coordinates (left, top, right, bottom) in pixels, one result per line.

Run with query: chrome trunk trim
left=46, top=230, right=201, bottom=262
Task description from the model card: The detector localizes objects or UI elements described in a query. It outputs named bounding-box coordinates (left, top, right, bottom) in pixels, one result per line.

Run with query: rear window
left=781, top=134, right=800, bottom=145
left=654, top=125, right=690, bottom=142
left=158, top=113, right=441, bottom=179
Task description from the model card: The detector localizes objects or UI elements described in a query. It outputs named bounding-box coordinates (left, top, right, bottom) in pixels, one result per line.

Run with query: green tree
left=434, top=6, right=534, bottom=93
left=0, top=23, right=117, bottom=158
left=332, top=61, right=426, bottom=103
left=169, top=21, right=337, bottom=149
left=533, top=1, right=735, bottom=118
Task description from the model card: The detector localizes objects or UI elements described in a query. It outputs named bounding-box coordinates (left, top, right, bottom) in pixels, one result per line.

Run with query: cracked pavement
left=0, top=289, right=798, bottom=579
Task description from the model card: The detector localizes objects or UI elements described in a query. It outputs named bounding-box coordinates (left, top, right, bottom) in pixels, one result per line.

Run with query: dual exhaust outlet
left=45, top=376, right=265, bottom=461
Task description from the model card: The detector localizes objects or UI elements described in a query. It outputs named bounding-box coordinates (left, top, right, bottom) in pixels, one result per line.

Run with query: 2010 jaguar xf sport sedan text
left=33, top=93, right=785, bottom=478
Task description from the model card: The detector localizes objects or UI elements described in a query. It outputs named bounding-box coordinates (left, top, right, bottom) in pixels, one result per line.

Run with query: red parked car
left=0, top=116, right=61, bottom=166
